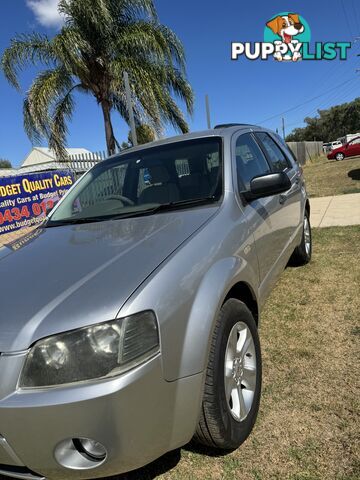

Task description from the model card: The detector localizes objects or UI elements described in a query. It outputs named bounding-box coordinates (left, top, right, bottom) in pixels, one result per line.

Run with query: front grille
left=0, top=464, right=45, bottom=480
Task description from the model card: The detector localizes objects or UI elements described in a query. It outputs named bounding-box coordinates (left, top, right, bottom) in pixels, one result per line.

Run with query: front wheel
left=193, top=299, right=262, bottom=450
left=291, top=211, right=312, bottom=266
left=335, top=152, right=345, bottom=161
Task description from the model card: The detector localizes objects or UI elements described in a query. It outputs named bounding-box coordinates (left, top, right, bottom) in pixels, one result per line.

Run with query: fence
left=65, top=143, right=324, bottom=174
left=287, top=141, right=323, bottom=165
left=65, top=150, right=107, bottom=174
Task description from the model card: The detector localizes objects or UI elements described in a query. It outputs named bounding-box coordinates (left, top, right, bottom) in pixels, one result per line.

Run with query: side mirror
left=242, top=172, right=291, bottom=201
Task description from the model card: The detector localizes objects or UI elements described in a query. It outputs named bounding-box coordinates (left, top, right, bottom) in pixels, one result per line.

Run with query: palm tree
left=1, top=0, right=193, bottom=157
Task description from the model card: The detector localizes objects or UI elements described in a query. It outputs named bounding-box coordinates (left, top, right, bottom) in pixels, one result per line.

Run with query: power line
left=257, top=78, right=355, bottom=125
left=291, top=77, right=359, bottom=121
left=284, top=79, right=359, bottom=130
left=283, top=46, right=360, bottom=125
left=313, top=43, right=360, bottom=90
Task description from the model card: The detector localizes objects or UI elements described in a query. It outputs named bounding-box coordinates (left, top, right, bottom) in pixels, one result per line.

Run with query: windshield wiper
left=44, top=216, right=111, bottom=228
left=45, top=196, right=218, bottom=227
left=148, top=196, right=218, bottom=213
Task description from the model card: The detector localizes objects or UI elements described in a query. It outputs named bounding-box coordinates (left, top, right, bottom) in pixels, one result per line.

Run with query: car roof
left=108, top=124, right=271, bottom=160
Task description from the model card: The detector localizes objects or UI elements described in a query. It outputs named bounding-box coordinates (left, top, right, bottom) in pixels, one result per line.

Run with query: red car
left=327, top=137, right=360, bottom=161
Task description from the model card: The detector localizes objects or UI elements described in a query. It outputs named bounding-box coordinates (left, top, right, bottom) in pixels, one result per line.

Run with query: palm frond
left=27, top=67, right=73, bottom=121
left=59, top=0, right=112, bottom=35
left=49, top=88, right=76, bottom=159
left=114, top=21, right=186, bottom=72
left=51, top=27, right=91, bottom=80
left=110, top=56, right=193, bottom=130
left=23, top=97, right=47, bottom=144
left=107, top=0, right=158, bottom=22
left=24, top=67, right=77, bottom=156
left=1, top=33, right=55, bottom=90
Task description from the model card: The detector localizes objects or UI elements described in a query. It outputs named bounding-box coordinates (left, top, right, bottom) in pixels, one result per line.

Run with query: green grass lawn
left=303, top=156, right=360, bottom=197
left=110, top=226, right=360, bottom=480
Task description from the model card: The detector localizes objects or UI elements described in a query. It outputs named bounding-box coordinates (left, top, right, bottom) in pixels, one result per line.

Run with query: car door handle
left=279, top=182, right=299, bottom=204
left=279, top=193, right=288, bottom=204
left=279, top=179, right=299, bottom=204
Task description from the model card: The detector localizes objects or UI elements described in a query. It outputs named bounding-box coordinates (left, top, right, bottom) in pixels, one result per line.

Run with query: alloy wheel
left=224, top=322, right=257, bottom=422
left=304, top=216, right=311, bottom=256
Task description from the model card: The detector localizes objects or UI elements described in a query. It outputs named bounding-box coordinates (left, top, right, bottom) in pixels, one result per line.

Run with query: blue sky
left=0, top=0, right=359, bottom=166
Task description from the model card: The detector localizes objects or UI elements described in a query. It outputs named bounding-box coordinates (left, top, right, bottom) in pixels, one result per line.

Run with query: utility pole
left=205, top=94, right=211, bottom=129
left=123, top=71, right=138, bottom=147
left=282, top=117, right=286, bottom=140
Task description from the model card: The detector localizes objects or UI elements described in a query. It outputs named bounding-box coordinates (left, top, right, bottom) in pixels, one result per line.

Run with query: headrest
left=149, top=165, right=170, bottom=184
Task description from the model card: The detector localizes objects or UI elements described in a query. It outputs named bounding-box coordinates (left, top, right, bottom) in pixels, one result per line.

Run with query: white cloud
left=26, top=0, right=64, bottom=28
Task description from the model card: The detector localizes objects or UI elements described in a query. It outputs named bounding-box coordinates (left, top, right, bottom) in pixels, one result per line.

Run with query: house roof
left=21, top=147, right=94, bottom=167
left=0, top=162, right=74, bottom=177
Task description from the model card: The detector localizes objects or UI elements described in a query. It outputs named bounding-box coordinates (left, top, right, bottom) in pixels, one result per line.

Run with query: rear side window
left=274, top=133, right=298, bottom=163
left=235, top=133, right=271, bottom=189
left=256, top=132, right=290, bottom=172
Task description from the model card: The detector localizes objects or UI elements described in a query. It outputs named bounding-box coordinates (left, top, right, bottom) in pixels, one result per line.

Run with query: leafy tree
left=129, top=124, right=156, bottom=145
left=286, top=98, right=360, bottom=142
left=1, top=0, right=193, bottom=157
left=0, top=159, right=12, bottom=169
left=120, top=124, right=156, bottom=149
left=120, top=141, right=131, bottom=151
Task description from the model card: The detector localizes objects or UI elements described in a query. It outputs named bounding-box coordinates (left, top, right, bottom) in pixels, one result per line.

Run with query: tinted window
left=49, top=138, right=223, bottom=225
left=77, top=165, right=127, bottom=211
left=274, top=133, right=298, bottom=163
left=257, top=132, right=290, bottom=172
left=235, top=133, right=270, bottom=189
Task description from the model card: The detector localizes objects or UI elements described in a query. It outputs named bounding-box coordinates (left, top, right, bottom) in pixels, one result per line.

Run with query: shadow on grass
left=101, top=448, right=181, bottom=480
left=348, top=168, right=360, bottom=181
left=184, top=440, right=232, bottom=458
left=97, top=440, right=231, bottom=480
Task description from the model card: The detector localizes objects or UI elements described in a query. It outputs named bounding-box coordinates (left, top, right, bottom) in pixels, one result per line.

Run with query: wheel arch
left=173, top=257, right=259, bottom=380
left=223, top=281, right=259, bottom=326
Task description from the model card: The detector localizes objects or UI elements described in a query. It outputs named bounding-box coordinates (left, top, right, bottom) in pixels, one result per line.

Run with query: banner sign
left=0, top=170, right=74, bottom=236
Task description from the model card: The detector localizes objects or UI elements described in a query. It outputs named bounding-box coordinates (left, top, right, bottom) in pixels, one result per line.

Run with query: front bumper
left=0, top=353, right=203, bottom=480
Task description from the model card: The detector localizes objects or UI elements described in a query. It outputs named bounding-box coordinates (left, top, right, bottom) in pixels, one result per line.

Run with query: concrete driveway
left=310, top=193, right=360, bottom=227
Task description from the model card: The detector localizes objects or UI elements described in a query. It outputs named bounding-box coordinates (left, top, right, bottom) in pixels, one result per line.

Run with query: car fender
left=177, top=255, right=259, bottom=380
left=119, top=248, right=259, bottom=382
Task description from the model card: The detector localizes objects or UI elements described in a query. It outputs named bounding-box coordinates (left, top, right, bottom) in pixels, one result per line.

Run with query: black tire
left=291, top=211, right=312, bottom=266
left=335, top=152, right=344, bottom=161
left=193, top=299, right=262, bottom=450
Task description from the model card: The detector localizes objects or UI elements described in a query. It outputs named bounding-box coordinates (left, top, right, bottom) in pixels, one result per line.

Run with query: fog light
left=73, top=438, right=106, bottom=462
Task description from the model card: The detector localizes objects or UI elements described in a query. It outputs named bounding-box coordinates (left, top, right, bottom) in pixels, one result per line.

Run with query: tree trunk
left=101, top=100, right=116, bottom=156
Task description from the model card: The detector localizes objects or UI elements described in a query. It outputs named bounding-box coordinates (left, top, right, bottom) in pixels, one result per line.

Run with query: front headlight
left=19, top=311, right=159, bottom=388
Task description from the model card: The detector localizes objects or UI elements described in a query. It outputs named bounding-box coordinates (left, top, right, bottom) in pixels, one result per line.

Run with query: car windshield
left=47, top=137, right=222, bottom=226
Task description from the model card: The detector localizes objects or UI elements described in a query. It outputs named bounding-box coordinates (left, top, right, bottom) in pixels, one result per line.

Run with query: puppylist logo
left=232, top=12, right=351, bottom=62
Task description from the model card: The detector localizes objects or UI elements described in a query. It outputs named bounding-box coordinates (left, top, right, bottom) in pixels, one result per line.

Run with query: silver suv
left=0, top=124, right=311, bottom=480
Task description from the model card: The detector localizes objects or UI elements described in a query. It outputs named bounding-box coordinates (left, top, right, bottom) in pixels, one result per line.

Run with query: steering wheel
left=107, top=195, right=135, bottom=206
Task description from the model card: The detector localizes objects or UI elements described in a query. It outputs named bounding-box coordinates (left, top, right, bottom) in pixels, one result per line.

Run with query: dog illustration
left=266, top=14, right=305, bottom=61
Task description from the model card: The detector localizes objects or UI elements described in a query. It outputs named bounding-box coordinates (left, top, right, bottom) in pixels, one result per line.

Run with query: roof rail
left=214, top=123, right=256, bottom=129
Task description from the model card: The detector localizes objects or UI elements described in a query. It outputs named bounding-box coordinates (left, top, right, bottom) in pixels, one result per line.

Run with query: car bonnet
left=0, top=206, right=216, bottom=352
